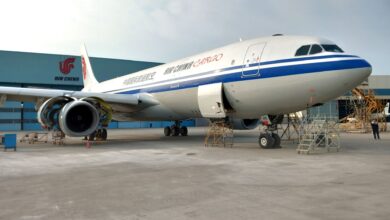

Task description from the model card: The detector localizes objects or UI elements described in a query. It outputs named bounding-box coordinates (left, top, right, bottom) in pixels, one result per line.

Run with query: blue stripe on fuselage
left=106, top=55, right=358, bottom=94
left=115, top=58, right=370, bottom=95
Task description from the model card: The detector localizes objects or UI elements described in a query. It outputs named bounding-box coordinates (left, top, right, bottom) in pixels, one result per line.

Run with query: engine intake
left=59, top=100, right=100, bottom=137
left=231, top=119, right=260, bottom=130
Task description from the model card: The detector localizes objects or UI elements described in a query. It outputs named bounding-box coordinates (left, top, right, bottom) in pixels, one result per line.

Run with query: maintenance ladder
left=297, top=119, right=340, bottom=154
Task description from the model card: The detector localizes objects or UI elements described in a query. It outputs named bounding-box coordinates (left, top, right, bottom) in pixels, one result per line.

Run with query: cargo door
left=197, top=82, right=226, bottom=118
left=241, top=43, right=266, bottom=77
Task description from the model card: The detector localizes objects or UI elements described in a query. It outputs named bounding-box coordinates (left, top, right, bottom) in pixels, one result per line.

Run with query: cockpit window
left=309, top=44, right=323, bottom=55
left=321, top=44, right=344, bottom=53
left=295, top=45, right=311, bottom=56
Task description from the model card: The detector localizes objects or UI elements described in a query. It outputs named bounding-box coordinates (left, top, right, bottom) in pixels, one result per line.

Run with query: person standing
left=371, top=119, right=380, bottom=140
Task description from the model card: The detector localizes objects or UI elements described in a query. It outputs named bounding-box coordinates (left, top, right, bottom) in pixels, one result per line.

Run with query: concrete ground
left=0, top=128, right=389, bottom=220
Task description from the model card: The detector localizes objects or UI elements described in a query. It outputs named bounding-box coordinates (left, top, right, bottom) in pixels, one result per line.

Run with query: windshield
left=321, top=44, right=344, bottom=53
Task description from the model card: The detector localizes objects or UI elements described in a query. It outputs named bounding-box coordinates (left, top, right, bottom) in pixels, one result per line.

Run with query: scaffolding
left=51, top=130, right=65, bottom=145
left=204, top=120, right=234, bottom=147
left=339, top=88, right=387, bottom=132
left=297, top=117, right=340, bottom=154
left=20, top=132, right=49, bottom=144
left=277, top=112, right=303, bottom=143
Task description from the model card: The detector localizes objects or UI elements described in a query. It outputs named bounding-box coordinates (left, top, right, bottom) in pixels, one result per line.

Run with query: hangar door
left=242, top=43, right=266, bottom=77
left=197, top=82, right=226, bottom=118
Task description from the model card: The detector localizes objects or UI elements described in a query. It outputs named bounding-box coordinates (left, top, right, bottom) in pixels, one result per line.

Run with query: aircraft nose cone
left=349, top=56, right=372, bottom=83
left=360, top=58, right=372, bottom=78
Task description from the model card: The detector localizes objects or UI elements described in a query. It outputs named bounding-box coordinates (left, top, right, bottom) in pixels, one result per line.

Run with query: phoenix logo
left=59, top=57, right=75, bottom=75
left=81, top=57, right=87, bottom=80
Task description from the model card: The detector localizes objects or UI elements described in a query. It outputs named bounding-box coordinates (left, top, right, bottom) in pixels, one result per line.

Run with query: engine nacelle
left=58, top=100, right=100, bottom=137
left=37, top=96, right=75, bottom=129
left=231, top=119, right=260, bottom=130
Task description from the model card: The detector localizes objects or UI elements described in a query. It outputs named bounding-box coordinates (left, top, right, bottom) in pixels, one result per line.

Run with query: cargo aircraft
left=0, top=35, right=371, bottom=148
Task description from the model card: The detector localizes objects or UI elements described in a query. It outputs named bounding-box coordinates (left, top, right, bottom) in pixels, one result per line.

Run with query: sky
left=0, top=0, right=389, bottom=75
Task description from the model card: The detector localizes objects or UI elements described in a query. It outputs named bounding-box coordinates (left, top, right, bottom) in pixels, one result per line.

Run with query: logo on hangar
left=59, top=57, right=75, bottom=75
left=55, top=57, right=80, bottom=82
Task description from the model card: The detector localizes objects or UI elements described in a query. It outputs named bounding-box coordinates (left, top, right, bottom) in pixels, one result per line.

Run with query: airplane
left=0, top=35, right=371, bottom=148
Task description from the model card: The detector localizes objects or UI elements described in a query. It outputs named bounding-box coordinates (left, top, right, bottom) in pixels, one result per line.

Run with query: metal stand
left=297, top=119, right=340, bottom=154
left=204, top=120, right=234, bottom=147
left=297, top=118, right=340, bottom=154
left=52, top=130, right=65, bottom=145
left=278, top=113, right=302, bottom=143
left=20, top=132, right=48, bottom=144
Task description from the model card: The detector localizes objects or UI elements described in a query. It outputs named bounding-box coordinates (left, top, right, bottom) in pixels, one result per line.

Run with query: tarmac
left=0, top=128, right=390, bottom=220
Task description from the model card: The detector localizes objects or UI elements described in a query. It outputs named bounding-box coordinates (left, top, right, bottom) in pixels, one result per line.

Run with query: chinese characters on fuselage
left=123, top=72, right=156, bottom=85
left=164, top=53, right=223, bottom=75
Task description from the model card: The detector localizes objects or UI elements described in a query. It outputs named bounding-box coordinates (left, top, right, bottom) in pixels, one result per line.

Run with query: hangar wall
left=309, top=75, right=390, bottom=120
left=0, top=50, right=195, bottom=131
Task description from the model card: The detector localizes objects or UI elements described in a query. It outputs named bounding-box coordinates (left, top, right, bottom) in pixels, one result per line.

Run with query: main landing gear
left=164, top=121, right=188, bottom=137
left=258, top=115, right=283, bottom=149
left=84, top=128, right=108, bottom=141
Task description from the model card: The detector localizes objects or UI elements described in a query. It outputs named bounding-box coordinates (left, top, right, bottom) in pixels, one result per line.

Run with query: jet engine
left=58, top=100, right=100, bottom=137
left=231, top=119, right=260, bottom=130
left=37, top=96, right=112, bottom=137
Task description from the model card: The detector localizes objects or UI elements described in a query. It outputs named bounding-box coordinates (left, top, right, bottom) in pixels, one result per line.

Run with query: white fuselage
left=85, top=36, right=372, bottom=121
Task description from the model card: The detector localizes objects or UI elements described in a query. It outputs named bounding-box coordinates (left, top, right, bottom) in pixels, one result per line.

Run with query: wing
left=0, top=86, right=159, bottom=113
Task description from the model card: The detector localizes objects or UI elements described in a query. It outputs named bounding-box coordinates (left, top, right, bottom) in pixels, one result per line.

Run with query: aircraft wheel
left=180, top=126, right=188, bottom=136
left=164, top=126, right=171, bottom=136
left=171, top=126, right=180, bottom=136
left=272, top=133, right=281, bottom=148
left=88, top=131, right=96, bottom=141
left=259, top=133, right=275, bottom=149
left=97, top=129, right=102, bottom=139
left=102, top=128, right=108, bottom=140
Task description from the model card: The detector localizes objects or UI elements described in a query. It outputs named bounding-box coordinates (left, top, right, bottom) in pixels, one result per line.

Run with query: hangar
left=0, top=50, right=195, bottom=131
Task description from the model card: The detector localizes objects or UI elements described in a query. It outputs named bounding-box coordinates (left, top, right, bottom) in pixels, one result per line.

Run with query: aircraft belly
left=224, top=68, right=369, bottom=118
left=152, top=87, right=201, bottom=118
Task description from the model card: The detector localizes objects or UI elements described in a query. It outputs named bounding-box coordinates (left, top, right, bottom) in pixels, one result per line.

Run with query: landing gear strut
left=85, top=128, right=108, bottom=141
left=258, top=115, right=283, bottom=149
left=164, top=121, right=188, bottom=137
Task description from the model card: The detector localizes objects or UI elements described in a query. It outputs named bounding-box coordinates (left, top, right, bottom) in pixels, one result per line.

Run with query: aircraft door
left=197, top=82, right=226, bottom=118
left=241, top=43, right=266, bottom=77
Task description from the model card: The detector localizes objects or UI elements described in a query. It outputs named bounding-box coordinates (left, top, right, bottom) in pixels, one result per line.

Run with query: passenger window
left=295, top=45, right=311, bottom=56
left=309, top=44, right=323, bottom=55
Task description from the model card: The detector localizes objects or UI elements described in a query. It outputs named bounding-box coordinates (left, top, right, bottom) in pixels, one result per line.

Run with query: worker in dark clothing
left=371, top=119, right=380, bottom=140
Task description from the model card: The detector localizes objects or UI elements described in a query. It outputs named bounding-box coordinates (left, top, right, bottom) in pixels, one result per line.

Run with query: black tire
left=172, top=126, right=180, bottom=136
left=180, top=126, right=188, bottom=136
left=164, top=126, right=171, bottom=136
left=272, top=133, right=281, bottom=148
left=259, top=133, right=275, bottom=149
left=102, top=128, right=108, bottom=140
left=96, top=129, right=102, bottom=139
left=88, top=131, right=96, bottom=141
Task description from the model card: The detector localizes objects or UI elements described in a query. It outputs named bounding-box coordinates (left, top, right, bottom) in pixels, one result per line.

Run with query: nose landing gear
left=258, top=115, right=283, bottom=149
left=258, top=132, right=281, bottom=149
